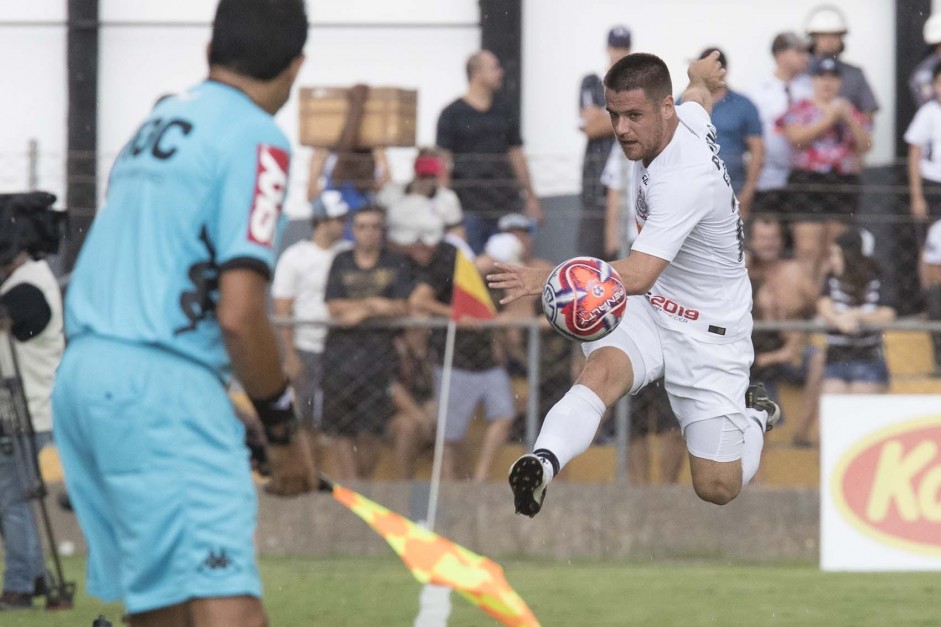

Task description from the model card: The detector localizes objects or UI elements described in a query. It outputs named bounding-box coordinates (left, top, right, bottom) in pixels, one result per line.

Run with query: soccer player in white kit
left=489, top=51, right=780, bottom=516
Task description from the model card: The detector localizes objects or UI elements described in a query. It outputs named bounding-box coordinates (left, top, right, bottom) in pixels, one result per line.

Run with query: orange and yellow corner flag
left=328, top=482, right=539, bottom=627
left=451, top=249, right=497, bottom=321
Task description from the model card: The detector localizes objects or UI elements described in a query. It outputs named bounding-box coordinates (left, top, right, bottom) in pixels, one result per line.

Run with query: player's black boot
left=508, top=453, right=554, bottom=518
left=746, top=383, right=781, bottom=432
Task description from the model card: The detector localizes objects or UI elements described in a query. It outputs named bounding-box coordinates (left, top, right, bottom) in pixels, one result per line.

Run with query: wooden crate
left=298, top=86, right=417, bottom=148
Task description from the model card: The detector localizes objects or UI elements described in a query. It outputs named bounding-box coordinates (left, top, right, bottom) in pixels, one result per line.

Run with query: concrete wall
left=45, top=483, right=820, bottom=562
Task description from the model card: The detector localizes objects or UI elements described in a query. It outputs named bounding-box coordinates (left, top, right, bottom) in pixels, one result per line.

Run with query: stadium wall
left=40, top=484, right=820, bottom=562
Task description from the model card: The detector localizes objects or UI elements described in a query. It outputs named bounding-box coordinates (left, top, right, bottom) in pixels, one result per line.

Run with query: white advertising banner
left=821, top=395, right=941, bottom=571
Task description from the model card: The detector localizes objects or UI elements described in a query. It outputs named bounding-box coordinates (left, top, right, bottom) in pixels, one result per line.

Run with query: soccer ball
left=542, top=257, right=627, bottom=342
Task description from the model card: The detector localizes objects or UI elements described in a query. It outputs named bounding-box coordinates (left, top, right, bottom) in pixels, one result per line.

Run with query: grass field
left=6, top=555, right=940, bottom=626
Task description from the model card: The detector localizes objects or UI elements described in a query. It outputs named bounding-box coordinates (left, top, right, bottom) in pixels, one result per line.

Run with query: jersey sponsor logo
left=647, top=294, right=700, bottom=322
left=831, top=415, right=941, bottom=555
left=248, top=145, right=289, bottom=247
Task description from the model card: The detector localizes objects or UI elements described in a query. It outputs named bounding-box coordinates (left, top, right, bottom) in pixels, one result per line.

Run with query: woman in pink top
left=782, top=57, right=872, bottom=282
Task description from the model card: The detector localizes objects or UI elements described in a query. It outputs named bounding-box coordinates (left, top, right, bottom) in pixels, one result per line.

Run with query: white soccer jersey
left=271, top=239, right=350, bottom=352
left=904, top=99, right=941, bottom=184
left=630, top=102, right=752, bottom=343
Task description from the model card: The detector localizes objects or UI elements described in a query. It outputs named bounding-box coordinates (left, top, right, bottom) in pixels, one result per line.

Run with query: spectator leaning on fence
left=322, top=206, right=412, bottom=480
left=817, top=227, right=895, bottom=395
left=746, top=216, right=823, bottom=447
left=436, top=50, right=541, bottom=254
left=692, top=47, right=764, bottom=217
left=393, top=207, right=515, bottom=482
left=576, top=25, right=632, bottom=259
left=271, top=191, right=351, bottom=473
left=748, top=31, right=813, bottom=223
left=782, top=57, right=872, bottom=282
left=0, top=212, right=63, bottom=611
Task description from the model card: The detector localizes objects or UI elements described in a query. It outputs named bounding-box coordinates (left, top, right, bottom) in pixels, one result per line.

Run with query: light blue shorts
left=51, top=336, right=260, bottom=613
left=433, top=366, right=515, bottom=441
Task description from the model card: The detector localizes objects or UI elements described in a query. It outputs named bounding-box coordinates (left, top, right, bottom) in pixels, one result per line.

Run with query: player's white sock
left=533, top=384, right=607, bottom=474
left=748, top=408, right=770, bottom=432
left=741, top=419, right=765, bottom=488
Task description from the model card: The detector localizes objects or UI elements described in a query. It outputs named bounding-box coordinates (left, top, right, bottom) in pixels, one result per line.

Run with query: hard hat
left=806, top=5, right=848, bottom=35
left=925, top=14, right=941, bottom=45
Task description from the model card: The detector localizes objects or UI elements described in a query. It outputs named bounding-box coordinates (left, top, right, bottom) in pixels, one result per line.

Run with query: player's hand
left=688, top=50, right=726, bottom=92
left=265, top=431, right=317, bottom=497
left=487, top=262, right=550, bottom=305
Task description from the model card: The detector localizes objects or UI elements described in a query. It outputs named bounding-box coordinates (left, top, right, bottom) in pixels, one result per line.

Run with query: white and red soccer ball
left=542, top=257, right=627, bottom=342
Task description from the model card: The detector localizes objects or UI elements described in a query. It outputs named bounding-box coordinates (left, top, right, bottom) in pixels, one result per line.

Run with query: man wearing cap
left=806, top=4, right=879, bottom=124
left=436, top=50, right=542, bottom=255
left=382, top=148, right=473, bottom=259
left=271, top=191, right=352, bottom=470
left=576, top=26, right=633, bottom=259
left=391, top=210, right=515, bottom=482
left=782, top=56, right=872, bottom=280
left=747, top=32, right=813, bottom=220
left=909, top=14, right=941, bottom=107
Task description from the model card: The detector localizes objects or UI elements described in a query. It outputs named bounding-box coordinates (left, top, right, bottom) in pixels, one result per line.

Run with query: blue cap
left=608, top=26, right=632, bottom=49
left=311, top=190, right=350, bottom=221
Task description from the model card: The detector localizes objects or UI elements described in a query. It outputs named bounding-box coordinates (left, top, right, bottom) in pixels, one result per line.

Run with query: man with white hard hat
left=806, top=4, right=879, bottom=123
left=909, top=14, right=941, bottom=107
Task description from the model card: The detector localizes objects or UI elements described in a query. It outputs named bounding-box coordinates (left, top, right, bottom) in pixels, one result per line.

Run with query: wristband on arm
left=250, top=383, right=298, bottom=446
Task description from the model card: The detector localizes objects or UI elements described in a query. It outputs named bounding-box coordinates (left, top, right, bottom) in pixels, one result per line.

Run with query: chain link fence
left=10, top=143, right=941, bottom=484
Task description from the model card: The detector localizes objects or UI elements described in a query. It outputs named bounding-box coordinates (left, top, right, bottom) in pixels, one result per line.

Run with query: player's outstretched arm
left=487, top=263, right=551, bottom=305
left=680, top=50, right=725, bottom=116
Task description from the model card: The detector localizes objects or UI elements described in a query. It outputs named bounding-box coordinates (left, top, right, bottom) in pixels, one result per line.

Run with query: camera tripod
left=0, top=314, right=75, bottom=610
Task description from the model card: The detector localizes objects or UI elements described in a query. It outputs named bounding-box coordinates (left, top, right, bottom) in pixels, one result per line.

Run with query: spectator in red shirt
left=782, top=57, right=872, bottom=282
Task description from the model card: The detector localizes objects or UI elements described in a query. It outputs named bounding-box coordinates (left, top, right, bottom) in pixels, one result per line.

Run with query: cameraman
left=0, top=194, right=64, bottom=610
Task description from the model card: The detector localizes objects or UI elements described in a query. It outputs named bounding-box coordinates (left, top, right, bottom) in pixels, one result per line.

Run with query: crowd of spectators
left=271, top=4, right=941, bottom=481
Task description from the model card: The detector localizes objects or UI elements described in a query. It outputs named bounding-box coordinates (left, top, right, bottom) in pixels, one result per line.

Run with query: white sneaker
left=508, top=454, right=554, bottom=518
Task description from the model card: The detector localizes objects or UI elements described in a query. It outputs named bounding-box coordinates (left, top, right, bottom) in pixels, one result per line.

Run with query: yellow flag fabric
left=331, top=483, right=539, bottom=627
left=451, top=249, right=497, bottom=320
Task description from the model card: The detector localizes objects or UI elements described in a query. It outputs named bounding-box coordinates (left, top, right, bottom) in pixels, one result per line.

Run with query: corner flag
left=322, top=478, right=539, bottom=627
left=451, top=250, right=496, bottom=320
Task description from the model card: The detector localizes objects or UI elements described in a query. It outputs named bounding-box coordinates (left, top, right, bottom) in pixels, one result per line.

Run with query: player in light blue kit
left=51, top=1, right=314, bottom=624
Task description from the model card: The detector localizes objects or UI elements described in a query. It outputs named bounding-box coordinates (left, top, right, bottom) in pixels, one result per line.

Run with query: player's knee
left=692, top=476, right=741, bottom=505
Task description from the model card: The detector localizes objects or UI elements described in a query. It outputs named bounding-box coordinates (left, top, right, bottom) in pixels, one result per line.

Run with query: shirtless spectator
left=746, top=216, right=823, bottom=447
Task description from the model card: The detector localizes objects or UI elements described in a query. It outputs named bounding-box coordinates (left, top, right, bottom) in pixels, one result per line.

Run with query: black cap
left=812, top=57, right=842, bottom=76
left=607, top=26, right=631, bottom=49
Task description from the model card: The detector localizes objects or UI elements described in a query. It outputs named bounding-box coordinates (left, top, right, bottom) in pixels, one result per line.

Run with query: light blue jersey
left=66, top=81, right=291, bottom=379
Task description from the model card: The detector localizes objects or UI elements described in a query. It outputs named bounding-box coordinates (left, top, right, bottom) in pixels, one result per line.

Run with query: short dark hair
left=209, top=0, right=308, bottom=81
left=604, top=52, right=673, bottom=102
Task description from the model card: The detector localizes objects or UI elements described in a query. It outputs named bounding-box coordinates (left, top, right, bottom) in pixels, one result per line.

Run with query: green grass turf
left=5, top=556, right=940, bottom=626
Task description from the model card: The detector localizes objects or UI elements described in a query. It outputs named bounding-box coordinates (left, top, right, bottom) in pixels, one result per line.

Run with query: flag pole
left=425, top=318, right=456, bottom=531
